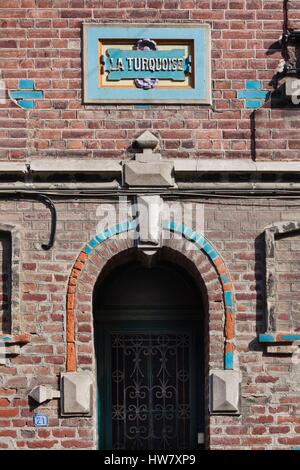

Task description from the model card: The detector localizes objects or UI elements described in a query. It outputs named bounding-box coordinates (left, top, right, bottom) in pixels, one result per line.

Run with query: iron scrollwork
left=111, top=333, right=192, bottom=450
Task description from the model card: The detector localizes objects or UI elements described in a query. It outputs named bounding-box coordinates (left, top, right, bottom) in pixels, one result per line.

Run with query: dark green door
left=94, top=261, right=205, bottom=450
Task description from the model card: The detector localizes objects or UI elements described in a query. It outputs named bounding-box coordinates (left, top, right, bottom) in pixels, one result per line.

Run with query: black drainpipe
left=0, top=192, right=57, bottom=250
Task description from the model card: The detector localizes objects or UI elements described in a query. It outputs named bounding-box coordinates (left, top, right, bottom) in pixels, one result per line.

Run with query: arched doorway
left=93, top=258, right=205, bottom=450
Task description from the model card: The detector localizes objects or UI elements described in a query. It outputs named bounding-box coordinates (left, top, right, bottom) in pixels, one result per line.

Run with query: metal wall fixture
left=283, top=31, right=300, bottom=77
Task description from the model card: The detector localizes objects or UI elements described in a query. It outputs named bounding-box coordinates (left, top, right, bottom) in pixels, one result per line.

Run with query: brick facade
left=0, top=1, right=299, bottom=160
left=0, top=1, right=300, bottom=451
left=0, top=200, right=299, bottom=449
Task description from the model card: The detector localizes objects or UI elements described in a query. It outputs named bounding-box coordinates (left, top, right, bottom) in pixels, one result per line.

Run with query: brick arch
left=66, top=220, right=235, bottom=372
left=163, top=221, right=235, bottom=370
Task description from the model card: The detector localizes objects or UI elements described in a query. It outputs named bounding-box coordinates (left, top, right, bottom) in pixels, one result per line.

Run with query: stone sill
left=3, top=159, right=300, bottom=175
left=259, top=333, right=300, bottom=343
left=0, top=333, right=30, bottom=345
left=0, top=334, right=30, bottom=362
left=259, top=333, right=300, bottom=354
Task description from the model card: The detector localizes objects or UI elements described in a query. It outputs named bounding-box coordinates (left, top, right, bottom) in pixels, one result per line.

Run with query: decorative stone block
left=210, top=370, right=241, bottom=414
left=123, top=130, right=174, bottom=187
left=124, top=161, right=174, bottom=187
left=285, top=77, right=300, bottom=100
left=135, top=130, right=159, bottom=150
left=0, top=341, right=6, bottom=365
left=61, top=372, right=93, bottom=416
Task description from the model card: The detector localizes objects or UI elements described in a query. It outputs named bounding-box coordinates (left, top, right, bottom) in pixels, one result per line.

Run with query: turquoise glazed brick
left=89, top=238, right=98, bottom=248
left=258, top=334, right=275, bottom=343
left=246, top=99, right=264, bottom=109
left=85, top=245, right=92, bottom=255
left=237, top=90, right=268, bottom=100
left=9, top=79, right=44, bottom=109
left=224, top=291, right=233, bottom=307
left=19, top=79, right=35, bottom=89
left=225, top=351, right=234, bottom=370
left=17, top=99, right=35, bottom=109
left=246, top=80, right=262, bottom=90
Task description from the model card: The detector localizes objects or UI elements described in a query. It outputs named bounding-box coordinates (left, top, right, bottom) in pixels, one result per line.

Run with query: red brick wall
left=205, top=200, right=300, bottom=449
left=0, top=199, right=299, bottom=449
left=0, top=1, right=300, bottom=160
left=0, top=1, right=300, bottom=451
left=275, top=232, right=300, bottom=333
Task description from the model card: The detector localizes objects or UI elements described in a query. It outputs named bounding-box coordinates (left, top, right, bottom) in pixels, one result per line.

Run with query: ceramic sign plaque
left=83, top=24, right=211, bottom=104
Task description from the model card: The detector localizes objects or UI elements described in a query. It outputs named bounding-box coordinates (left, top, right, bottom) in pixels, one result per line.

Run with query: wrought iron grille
left=111, top=332, right=193, bottom=450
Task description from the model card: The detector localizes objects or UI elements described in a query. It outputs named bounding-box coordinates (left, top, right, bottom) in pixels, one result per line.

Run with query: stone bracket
left=123, top=130, right=174, bottom=187
left=60, top=372, right=93, bottom=416
left=209, top=370, right=241, bottom=414
left=29, top=385, right=60, bottom=404
left=285, top=77, right=300, bottom=102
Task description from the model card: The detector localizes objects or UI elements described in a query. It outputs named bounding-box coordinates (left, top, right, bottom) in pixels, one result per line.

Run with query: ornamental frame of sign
left=134, top=38, right=159, bottom=90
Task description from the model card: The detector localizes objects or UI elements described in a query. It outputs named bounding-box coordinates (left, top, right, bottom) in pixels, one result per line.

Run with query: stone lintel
left=0, top=334, right=30, bottom=345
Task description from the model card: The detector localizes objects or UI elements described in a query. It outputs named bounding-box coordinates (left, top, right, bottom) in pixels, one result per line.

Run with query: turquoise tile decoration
left=224, top=291, right=233, bottom=307
left=95, top=234, right=105, bottom=243
left=1, top=336, right=12, bottom=342
left=237, top=80, right=269, bottom=109
left=9, top=79, right=44, bottom=109
left=225, top=351, right=234, bottom=370
left=101, top=48, right=191, bottom=81
left=19, top=79, right=35, bottom=89
left=134, top=105, right=152, bottom=109
left=259, top=333, right=300, bottom=342
left=246, top=80, right=262, bottom=90
left=85, top=245, right=92, bottom=255
left=245, top=99, right=264, bottom=109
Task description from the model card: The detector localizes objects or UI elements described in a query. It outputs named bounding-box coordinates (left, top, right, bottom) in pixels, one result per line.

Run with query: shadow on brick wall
left=248, top=233, right=266, bottom=353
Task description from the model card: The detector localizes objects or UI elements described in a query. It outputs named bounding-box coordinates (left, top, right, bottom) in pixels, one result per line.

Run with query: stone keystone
left=135, top=130, right=159, bottom=149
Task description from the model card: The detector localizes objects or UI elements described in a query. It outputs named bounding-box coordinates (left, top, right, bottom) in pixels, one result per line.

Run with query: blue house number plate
left=83, top=24, right=211, bottom=105
left=34, top=413, right=48, bottom=427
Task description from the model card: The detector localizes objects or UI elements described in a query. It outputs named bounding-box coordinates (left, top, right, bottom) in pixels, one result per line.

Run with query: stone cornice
left=1, top=159, right=300, bottom=175
left=0, top=159, right=300, bottom=191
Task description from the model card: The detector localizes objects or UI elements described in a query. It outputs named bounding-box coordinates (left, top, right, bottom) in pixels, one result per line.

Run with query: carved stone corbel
left=123, top=131, right=174, bottom=187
